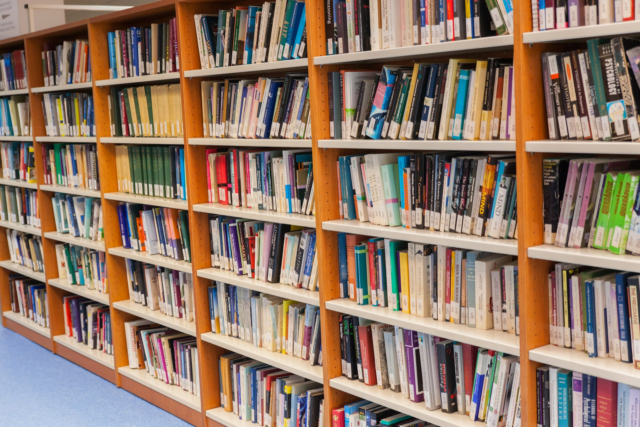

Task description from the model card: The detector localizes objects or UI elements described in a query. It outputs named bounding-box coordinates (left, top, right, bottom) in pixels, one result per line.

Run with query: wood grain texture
left=56, top=344, right=117, bottom=383
left=4, top=317, right=53, bottom=351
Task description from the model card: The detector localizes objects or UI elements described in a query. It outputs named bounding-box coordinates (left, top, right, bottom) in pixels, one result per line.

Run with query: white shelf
left=326, top=298, right=520, bottom=355
left=193, top=203, right=316, bottom=228
left=104, top=192, right=187, bottom=209
left=31, top=82, right=93, bottom=93
left=0, top=178, right=37, bottom=189
left=113, top=299, right=196, bottom=337
left=319, top=139, right=516, bottom=151
left=48, top=277, right=109, bottom=305
left=189, top=138, right=312, bottom=148
left=323, top=219, right=518, bottom=256
left=44, top=231, right=105, bottom=251
left=330, top=376, right=478, bottom=427
left=0, top=88, right=29, bottom=96
left=96, top=72, right=180, bottom=87
left=0, top=260, right=45, bottom=281
left=206, top=407, right=254, bottom=427
left=54, top=334, right=114, bottom=369
left=0, top=219, right=41, bottom=236
left=201, top=332, right=323, bottom=383
left=3, top=310, right=50, bottom=337
left=185, top=59, right=308, bottom=78
left=118, top=366, right=201, bottom=411
left=529, top=345, right=640, bottom=388
left=35, top=136, right=97, bottom=143
left=526, top=139, right=640, bottom=154
left=39, top=184, right=101, bottom=198
left=198, top=268, right=319, bottom=306
left=0, top=136, right=33, bottom=141
left=528, top=245, right=640, bottom=274
left=109, top=246, right=192, bottom=274
left=315, top=35, right=514, bottom=65
left=523, top=22, right=640, bottom=44
left=100, top=137, right=184, bottom=145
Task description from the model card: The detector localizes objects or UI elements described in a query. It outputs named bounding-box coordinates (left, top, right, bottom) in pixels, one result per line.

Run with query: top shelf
left=523, top=21, right=640, bottom=44
left=31, top=82, right=93, bottom=94
left=526, top=139, right=640, bottom=155
left=96, top=72, right=180, bottom=87
left=314, top=35, right=514, bottom=66
left=184, top=59, right=309, bottom=78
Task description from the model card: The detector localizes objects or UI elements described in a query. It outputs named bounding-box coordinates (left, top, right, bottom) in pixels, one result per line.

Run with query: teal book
left=84, top=197, right=93, bottom=239
left=397, top=155, right=410, bottom=219
left=387, top=240, right=408, bottom=311
left=355, top=243, right=370, bottom=305
left=381, top=163, right=401, bottom=226
left=283, top=1, right=304, bottom=59
left=292, top=8, right=306, bottom=59
left=277, top=0, right=297, bottom=60
left=465, top=251, right=486, bottom=328
left=557, top=369, right=573, bottom=427
left=452, top=69, right=470, bottom=140
left=340, top=156, right=358, bottom=220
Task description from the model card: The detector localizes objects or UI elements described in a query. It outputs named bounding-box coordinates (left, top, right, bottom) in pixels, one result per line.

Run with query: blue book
left=245, top=6, right=260, bottom=64
left=469, top=350, right=486, bottom=420
left=452, top=69, right=470, bottom=140
left=557, top=369, right=572, bottom=427
left=489, top=159, right=515, bottom=221
left=258, top=80, right=284, bottom=137
left=365, top=66, right=401, bottom=139
left=344, top=400, right=371, bottom=427
left=201, top=16, right=215, bottom=68
left=284, top=2, right=304, bottom=59
left=397, top=155, right=410, bottom=218
left=376, top=243, right=387, bottom=306
left=439, top=0, right=446, bottom=42
left=618, top=382, right=631, bottom=427
left=583, top=374, right=597, bottom=427
left=108, top=32, right=117, bottom=78
left=585, top=280, right=597, bottom=357
left=616, top=272, right=634, bottom=363
left=292, top=10, right=306, bottom=59
left=116, top=204, right=130, bottom=248
left=302, top=232, right=316, bottom=279
left=208, top=286, right=215, bottom=323
left=341, top=156, right=357, bottom=220
left=338, top=232, right=349, bottom=297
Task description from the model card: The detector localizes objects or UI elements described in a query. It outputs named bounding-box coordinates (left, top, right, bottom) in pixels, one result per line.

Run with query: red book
left=216, top=154, right=229, bottom=205
left=358, top=324, right=377, bottom=386
left=462, top=344, right=478, bottom=414
left=368, top=240, right=377, bottom=304
left=248, top=236, right=256, bottom=278
left=446, top=0, right=455, bottom=40
left=332, top=408, right=345, bottom=427
left=119, top=92, right=129, bottom=136
left=596, top=377, right=618, bottom=426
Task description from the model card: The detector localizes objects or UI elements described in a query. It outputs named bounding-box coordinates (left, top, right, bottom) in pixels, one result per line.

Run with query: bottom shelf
left=330, top=377, right=478, bottom=427
left=117, top=366, right=201, bottom=412
left=53, top=334, right=114, bottom=369
left=206, top=407, right=254, bottom=427
left=3, top=310, right=50, bottom=337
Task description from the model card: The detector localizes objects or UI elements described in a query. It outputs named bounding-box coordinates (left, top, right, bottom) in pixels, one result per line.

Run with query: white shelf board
left=201, top=332, right=323, bottom=383
left=96, top=72, right=180, bottom=87
left=104, top=192, right=188, bottom=209
left=113, top=299, right=197, bottom=336
left=0, top=88, right=29, bottom=96
left=35, top=136, right=97, bottom=143
left=3, top=310, right=50, bottom=337
left=189, top=138, right=312, bottom=148
left=315, top=35, right=514, bottom=65
left=100, top=137, right=184, bottom=145
left=523, top=22, right=640, bottom=44
left=31, top=82, right=93, bottom=93
left=323, top=219, right=518, bottom=256
left=0, top=136, right=33, bottom=141
left=330, top=376, right=478, bottom=427
left=109, top=246, right=193, bottom=274
left=0, top=178, right=37, bottom=189
left=529, top=345, right=640, bottom=388
left=198, top=268, right=319, bottom=306
left=528, top=245, right=640, bottom=274
left=185, top=59, right=308, bottom=78
left=39, top=184, right=101, bottom=198
left=206, top=407, right=254, bottom=427
left=118, top=366, right=201, bottom=411
left=0, top=260, right=45, bottom=281
left=193, top=203, right=316, bottom=228
left=319, top=139, right=516, bottom=151
left=54, top=334, right=114, bottom=369
left=0, top=219, right=41, bottom=236
left=326, top=298, right=519, bottom=355
left=44, top=231, right=105, bottom=251
left=48, top=277, right=109, bottom=305
left=526, top=139, right=640, bottom=154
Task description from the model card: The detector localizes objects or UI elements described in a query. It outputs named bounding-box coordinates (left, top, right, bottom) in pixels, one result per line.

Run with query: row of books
left=0, top=142, right=35, bottom=183
left=124, top=261, right=195, bottom=323
left=331, top=59, right=515, bottom=142
left=42, top=143, right=100, bottom=191
left=107, top=19, right=179, bottom=80
left=42, top=40, right=91, bottom=87
left=338, top=153, right=517, bottom=240
left=543, top=156, right=640, bottom=254
left=42, top=92, right=95, bottom=137
left=52, top=194, right=102, bottom=242
left=0, top=96, right=30, bottom=136
left=535, top=367, right=621, bottom=427
left=208, top=285, right=322, bottom=363
left=62, top=296, right=112, bottom=355
left=542, top=37, right=640, bottom=142
left=325, top=0, right=509, bottom=57
left=200, top=75, right=311, bottom=140
left=531, top=0, right=640, bottom=30
left=339, top=237, right=519, bottom=331
left=332, top=402, right=434, bottom=426
left=208, top=217, right=319, bottom=291
left=8, top=276, right=48, bottom=328
left=7, top=230, right=43, bottom=274
left=339, top=320, right=521, bottom=424
left=218, top=355, right=323, bottom=426
left=55, top=243, right=107, bottom=294
left=124, top=320, right=199, bottom=396
left=108, top=85, right=183, bottom=138
left=117, top=205, right=191, bottom=263
left=114, top=145, right=186, bottom=201
left=206, top=148, right=314, bottom=216
left=0, top=186, right=39, bottom=229
left=193, top=1, right=308, bottom=70
left=0, top=50, right=27, bottom=91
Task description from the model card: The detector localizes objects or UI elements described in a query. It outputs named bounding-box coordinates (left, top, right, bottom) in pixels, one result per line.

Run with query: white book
left=549, top=367, right=559, bottom=427
left=505, top=362, right=521, bottom=427
left=491, top=267, right=503, bottom=331
left=487, top=355, right=516, bottom=427
left=475, top=254, right=513, bottom=329
left=606, top=278, right=621, bottom=361
left=504, top=262, right=518, bottom=334
left=414, top=244, right=430, bottom=318
left=395, top=326, right=409, bottom=398
left=383, top=329, right=400, bottom=392
left=369, top=0, right=382, bottom=50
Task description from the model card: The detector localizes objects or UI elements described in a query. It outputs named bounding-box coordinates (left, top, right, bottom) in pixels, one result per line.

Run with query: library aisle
left=0, top=327, right=190, bottom=426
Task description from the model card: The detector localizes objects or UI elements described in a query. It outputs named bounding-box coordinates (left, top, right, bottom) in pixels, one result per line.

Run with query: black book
left=381, top=72, right=405, bottom=138
left=336, top=2, right=348, bottom=54
left=353, top=316, right=364, bottom=382
left=262, top=6, right=275, bottom=62
left=612, top=37, right=640, bottom=141
left=274, top=74, right=294, bottom=135
left=542, top=157, right=570, bottom=244
left=555, top=54, right=577, bottom=140
left=352, top=80, right=367, bottom=137
left=453, top=0, right=466, bottom=40
left=298, top=26, right=307, bottom=58
left=428, top=65, right=447, bottom=140
left=462, top=158, right=478, bottom=228
left=456, top=158, right=471, bottom=232
left=361, top=0, right=371, bottom=51
left=361, top=73, right=380, bottom=137
left=309, top=310, right=321, bottom=365
left=448, top=157, right=464, bottom=230
left=410, top=155, right=417, bottom=227
left=354, top=0, right=363, bottom=52
left=436, top=339, right=457, bottom=413
left=325, top=0, right=334, bottom=55
left=343, top=315, right=358, bottom=379
left=267, top=223, right=291, bottom=283
left=474, top=0, right=493, bottom=37
left=338, top=315, right=346, bottom=375
left=406, top=64, right=430, bottom=139
left=305, top=390, right=325, bottom=427
left=425, top=154, right=434, bottom=227
left=415, top=153, right=425, bottom=229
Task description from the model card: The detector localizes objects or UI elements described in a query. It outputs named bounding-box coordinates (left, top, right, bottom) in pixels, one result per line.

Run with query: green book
left=132, top=87, right=142, bottom=136
left=131, top=146, right=142, bottom=195
left=381, top=163, right=401, bottom=227
left=387, top=239, right=407, bottom=311
left=144, top=86, right=154, bottom=136
left=151, top=146, right=159, bottom=197
left=587, top=39, right=613, bottom=141
left=109, top=87, right=121, bottom=137
left=54, top=143, right=63, bottom=185
left=84, top=198, right=93, bottom=239
left=609, top=172, right=640, bottom=254
left=64, top=244, right=76, bottom=285
left=390, top=76, right=411, bottom=137
left=163, top=146, right=172, bottom=198
left=141, top=146, right=150, bottom=196
left=593, top=171, right=620, bottom=249
left=277, top=0, right=296, bottom=60
left=178, top=210, right=191, bottom=262
left=484, top=0, right=508, bottom=35
left=606, top=171, right=627, bottom=248
left=480, top=351, right=499, bottom=420
left=354, top=243, right=370, bottom=305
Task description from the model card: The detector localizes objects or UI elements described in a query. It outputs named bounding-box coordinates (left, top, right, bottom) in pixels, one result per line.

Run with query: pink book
left=555, top=159, right=583, bottom=247
left=567, top=160, right=591, bottom=247
left=302, top=307, right=318, bottom=360
left=244, top=152, right=252, bottom=208
left=445, top=247, right=452, bottom=320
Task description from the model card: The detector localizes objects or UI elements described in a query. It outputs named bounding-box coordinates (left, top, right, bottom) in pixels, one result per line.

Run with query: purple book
left=404, top=329, right=424, bottom=403
left=506, top=67, right=514, bottom=140
left=228, top=219, right=244, bottom=275
left=567, top=0, right=584, bottom=26
left=261, top=223, right=274, bottom=280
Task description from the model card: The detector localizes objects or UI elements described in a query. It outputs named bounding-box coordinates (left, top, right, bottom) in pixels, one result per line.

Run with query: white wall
left=19, top=0, right=65, bottom=34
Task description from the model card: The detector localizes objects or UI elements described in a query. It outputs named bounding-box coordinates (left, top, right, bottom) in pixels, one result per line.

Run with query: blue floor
left=0, top=325, right=193, bottom=426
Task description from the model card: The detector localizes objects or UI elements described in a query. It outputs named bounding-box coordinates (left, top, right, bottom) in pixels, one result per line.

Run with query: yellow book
left=127, top=88, right=139, bottom=137
left=399, top=63, right=420, bottom=140
left=450, top=250, right=456, bottom=323
left=399, top=249, right=410, bottom=313
left=468, top=60, right=488, bottom=140
left=74, top=97, right=80, bottom=136
left=136, top=86, right=149, bottom=136
left=170, top=84, right=183, bottom=136
left=56, top=98, right=65, bottom=136
left=281, top=300, right=294, bottom=354
left=200, top=81, right=213, bottom=137
left=151, top=85, right=160, bottom=136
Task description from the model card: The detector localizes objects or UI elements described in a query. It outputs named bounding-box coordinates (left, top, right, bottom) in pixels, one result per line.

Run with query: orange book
left=346, top=234, right=367, bottom=301
left=337, top=161, right=343, bottom=219
left=166, top=208, right=183, bottom=260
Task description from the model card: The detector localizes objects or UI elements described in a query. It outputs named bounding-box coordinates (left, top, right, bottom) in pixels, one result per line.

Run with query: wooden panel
left=56, top=345, right=117, bottom=383
left=5, top=317, right=54, bottom=351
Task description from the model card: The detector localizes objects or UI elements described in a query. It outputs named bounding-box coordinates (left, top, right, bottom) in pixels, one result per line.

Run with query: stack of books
left=55, top=243, right=107, bottom=294
left=41, top=143, right=100, bottom=191
left=532, top=0, right=640, bottom=29
left=52, top=194, right=102, bottom=242
left=0, top=95, right=30, bottom=136
left=0, top=142, right=36, bottom=183
left=9, top=275, right=47, bottom=328
left=62, top=297, right=112, bottom=355
left=0, top=186, right=39, bottom=228
left=7, top=231, right=43, bottom=273
left=42, top=92, right=95, bottom=137
left=0, top=50, right=27, bottom=91
left=42, top=40, right=91, bottom=86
